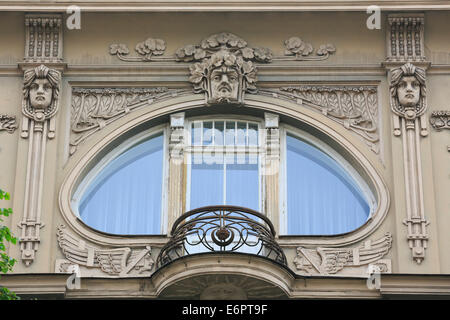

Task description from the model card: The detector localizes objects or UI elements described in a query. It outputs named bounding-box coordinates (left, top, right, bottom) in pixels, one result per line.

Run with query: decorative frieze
left=70, top=87, right=189, bottom=155
left=109, top=33, right=336, bottom=104
left=430, top=110, right=450, bottom=131
left=386, top=14, right=425, bottom=63
left=109, top=33, right=336, bottom=64
left=24, top=14, right=63, bottom=63
left=389, top=62, right=429, bottom=264
left=260, top=85, right=380, bottom=154
left=0, top=115, right=17, bottom=133
left=19, top=64, right=61, bottom=266
left=293, top=233, right=392, bottom=276
left=56, top=225, right=154, bottom=277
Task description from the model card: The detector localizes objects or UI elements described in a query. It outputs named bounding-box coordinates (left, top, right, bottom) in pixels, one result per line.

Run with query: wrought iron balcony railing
left=156, top=206, right=287, bottom=269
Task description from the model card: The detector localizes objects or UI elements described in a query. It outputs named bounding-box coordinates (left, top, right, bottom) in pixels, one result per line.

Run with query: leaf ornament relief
left=0, top=115, right=18, bottom=133
left=430, top=110, right=450, bottom=131
left=109, top=38, right=170, bottom=62
left=281, top=37, right=336, bottom=61
left=261, top=86, right=380, bottom=154
left=69, top=87, right=190, bottom=155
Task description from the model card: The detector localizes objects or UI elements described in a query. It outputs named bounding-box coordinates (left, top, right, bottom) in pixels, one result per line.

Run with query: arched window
left=70, top=113, right=376, bottom=239
left=73, top=129, right=167, bottom=235
left=280, top=127, right=374, bottom=235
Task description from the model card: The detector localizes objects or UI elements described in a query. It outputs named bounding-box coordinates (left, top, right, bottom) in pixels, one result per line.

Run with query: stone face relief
left=188, top=49, right=257, bottom=105
left=29, top=78, right=53, bottom=110
left=389, top=62, right=427, bottom=136
left=22, top=64, right=60, bottom=128
left=396, top=76, right=421, bottom=108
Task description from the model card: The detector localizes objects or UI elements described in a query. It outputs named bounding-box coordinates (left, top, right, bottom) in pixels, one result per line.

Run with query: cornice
left=380, top=274, right=450, bottom=297
left=0, top=1, right=450, bottom=12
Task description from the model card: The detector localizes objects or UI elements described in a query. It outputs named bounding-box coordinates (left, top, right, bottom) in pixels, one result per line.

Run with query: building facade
left=0, top=2, right=449, bottom=299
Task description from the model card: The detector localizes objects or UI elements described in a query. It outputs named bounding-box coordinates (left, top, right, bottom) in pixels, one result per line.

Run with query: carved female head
left=390, top=63, right=426, bottom=111
left=23, top=64, right=60, bottom=121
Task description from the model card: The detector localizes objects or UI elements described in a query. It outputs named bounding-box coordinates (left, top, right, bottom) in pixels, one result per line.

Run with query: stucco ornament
left=56, top=225, right=154, bottom=277
left=293, top=233, right=392, bottom=276
left=22, top=64, right=60, bottom=135
left=189, top=50, right=257, bottom=104
left=283, top=36, right=336, bottom=61
left=0, top=115, right=17, bottom=133
left=389, top=62, right=429, bottom=264
left=69, top=87, right=189, bottom=155
left=109, top=38, right=166, bottom=62
left=430, top=110, right=450, bottom=131
left=389, top=62, right=428, bottom=137
left=177, top=32, right=270, bottom=105
left=19, top=64, right=61, bottom=266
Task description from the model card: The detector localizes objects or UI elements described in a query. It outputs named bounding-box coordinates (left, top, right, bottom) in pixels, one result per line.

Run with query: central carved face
left=397, top=75, right=421, bottom=108
left=29, top=78, right=53, bottom=110
left=210, top=66, right=240, bottom=103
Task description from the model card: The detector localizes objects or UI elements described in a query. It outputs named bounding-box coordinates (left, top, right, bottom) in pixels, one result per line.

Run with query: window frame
left=184, top=115, right=266, bottom=213
left=279, top=123, right=377, bottom=236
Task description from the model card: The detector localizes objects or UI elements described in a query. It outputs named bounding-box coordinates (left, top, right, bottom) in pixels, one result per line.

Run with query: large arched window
left=73, top=128, right=167, bottom=235
left=280, top=126, right=375, bottom=235
left=70, top=113, right=376, bottom=238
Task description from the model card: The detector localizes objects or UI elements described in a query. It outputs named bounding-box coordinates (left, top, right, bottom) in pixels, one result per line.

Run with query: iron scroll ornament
left=156, top=206, right=287, bottom=269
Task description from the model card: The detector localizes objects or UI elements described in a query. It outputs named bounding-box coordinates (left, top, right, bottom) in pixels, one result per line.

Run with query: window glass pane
left=286, top=134, right=370, bottom=235
left=79, top=132, right=164, bottom=235
left=248, top=123, right=258, bottom=146
left=226, top=155, right=259, bottom=211
left=236, top=122, right=246, bottom=146
left=190, top=154, right=224, bottom=209
left=192, top=122, right=202, bottom=146
left=203, top=121, right=213, bottom=146
left=225, top=121, right=235, bottom=146
left=214, top=121, right=224, bottom=146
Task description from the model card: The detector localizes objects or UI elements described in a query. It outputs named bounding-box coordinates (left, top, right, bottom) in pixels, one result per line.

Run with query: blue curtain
left=286, top=134, right=370, bottom=235
left=79, top=133, right=164, bottom=235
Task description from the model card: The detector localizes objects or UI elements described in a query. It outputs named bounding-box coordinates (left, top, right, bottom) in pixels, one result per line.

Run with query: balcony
left=156, top=206, right=287, bottom=269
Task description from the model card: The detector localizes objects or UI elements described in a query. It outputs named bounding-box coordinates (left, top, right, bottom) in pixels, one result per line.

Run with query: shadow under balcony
left=156, top=205, right=287, bottom=270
